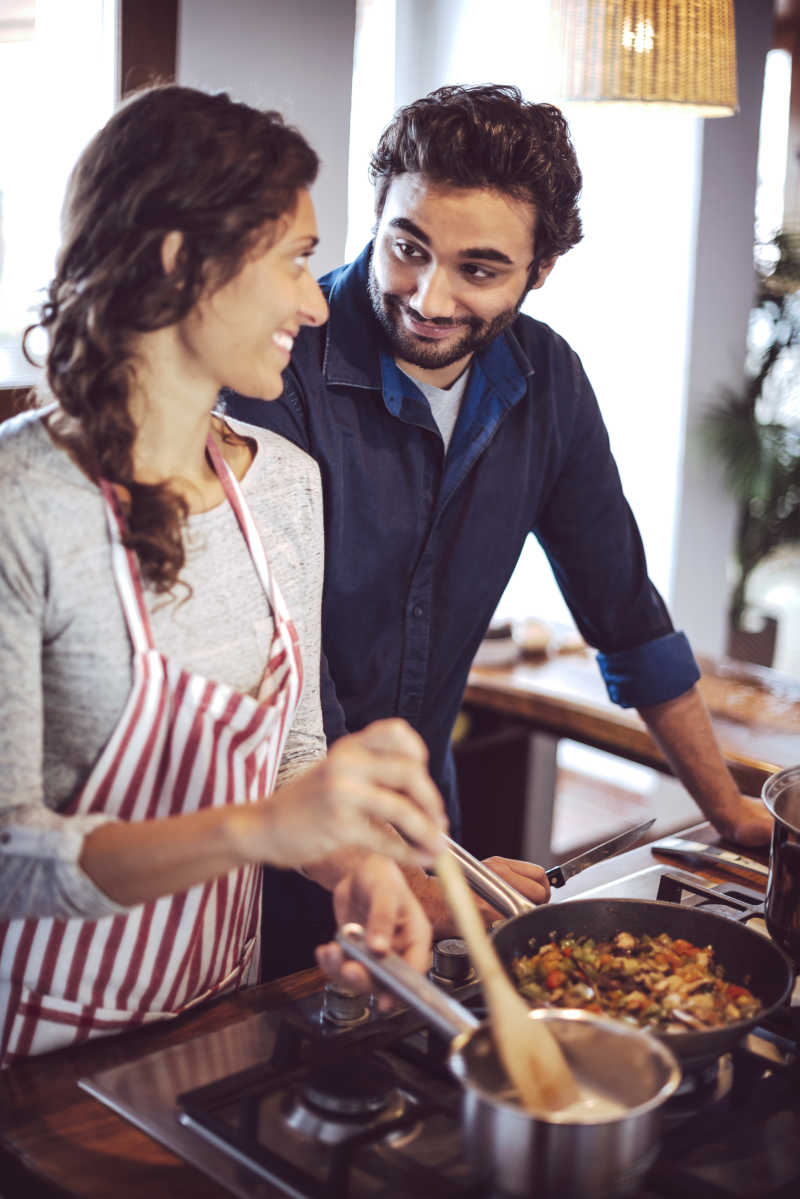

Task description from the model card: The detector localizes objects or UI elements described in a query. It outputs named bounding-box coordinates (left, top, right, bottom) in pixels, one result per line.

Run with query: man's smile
left=401, top=309, right=469, bottom=340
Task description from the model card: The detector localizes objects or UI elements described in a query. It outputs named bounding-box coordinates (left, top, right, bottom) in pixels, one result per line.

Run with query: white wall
left=176, top=0, right=356, bottom=276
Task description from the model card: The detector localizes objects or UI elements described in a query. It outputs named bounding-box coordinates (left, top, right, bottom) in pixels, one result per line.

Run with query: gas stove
left=80, top=863, right=800, bottom=1199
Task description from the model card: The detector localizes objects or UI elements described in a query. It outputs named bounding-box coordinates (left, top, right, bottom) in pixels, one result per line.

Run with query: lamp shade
left=551, top=0, right=738, bottom=116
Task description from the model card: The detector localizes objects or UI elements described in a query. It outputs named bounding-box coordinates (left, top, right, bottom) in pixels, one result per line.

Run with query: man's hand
left=402, top=854, right=550, bottom=938
left=713, top=794, right=773, bottom=847
left=639, top=686, right=774, bottom=849
left=315, top=854, right=432, bottom=1010
left=480, top=855, right=551, bottom=906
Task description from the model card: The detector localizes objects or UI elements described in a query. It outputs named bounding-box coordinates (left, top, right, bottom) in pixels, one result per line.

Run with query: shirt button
left=412, top=605, right=424, bottom=618
left=0, top=832, right=11, bottom=845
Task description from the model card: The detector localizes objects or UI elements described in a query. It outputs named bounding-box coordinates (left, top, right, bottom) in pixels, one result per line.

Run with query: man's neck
left=394, top=351, right=473, bottom=390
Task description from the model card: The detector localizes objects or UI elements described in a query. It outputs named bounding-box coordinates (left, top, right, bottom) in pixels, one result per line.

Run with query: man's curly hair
left=369, top=84, right=582, bottom=278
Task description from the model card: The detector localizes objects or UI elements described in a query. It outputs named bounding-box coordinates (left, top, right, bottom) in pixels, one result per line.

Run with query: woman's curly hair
left=26, top=84, right=318, bottom=592
left=369, top=84, right=582, bottom=280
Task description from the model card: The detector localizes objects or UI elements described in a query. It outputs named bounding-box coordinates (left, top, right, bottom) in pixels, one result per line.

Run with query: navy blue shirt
left=224, top=245, right=699, bottom=820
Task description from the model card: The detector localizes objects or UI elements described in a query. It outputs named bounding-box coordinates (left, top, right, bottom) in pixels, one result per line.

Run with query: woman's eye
left=294, top=253, right=312, bottom=270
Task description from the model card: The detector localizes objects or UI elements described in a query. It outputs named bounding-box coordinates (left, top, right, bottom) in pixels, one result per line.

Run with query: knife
left=544, top=817, right=656, bottom=887
left=443, top=818, right=656, bottom=916
left=651, top=835, right=770, bottom=880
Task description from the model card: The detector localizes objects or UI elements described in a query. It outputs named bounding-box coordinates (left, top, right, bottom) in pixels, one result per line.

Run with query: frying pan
left=450, top=843, right=795, bottom=1068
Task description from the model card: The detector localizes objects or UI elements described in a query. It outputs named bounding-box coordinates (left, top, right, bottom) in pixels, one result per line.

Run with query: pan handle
left=336, top=923, right=481, bottom=1041
left=445, top=835, right=535, bottom=918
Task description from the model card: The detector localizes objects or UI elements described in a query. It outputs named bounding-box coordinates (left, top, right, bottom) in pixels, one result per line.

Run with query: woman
left=0, top=86, right=445, bottom=1065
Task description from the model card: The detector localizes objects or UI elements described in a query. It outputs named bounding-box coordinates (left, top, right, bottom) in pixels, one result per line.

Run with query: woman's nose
left=300, top=274, right=329, bottom=327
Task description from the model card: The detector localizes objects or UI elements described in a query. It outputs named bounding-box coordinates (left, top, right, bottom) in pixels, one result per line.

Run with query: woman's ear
left=160, top=230, right=184, bottom=276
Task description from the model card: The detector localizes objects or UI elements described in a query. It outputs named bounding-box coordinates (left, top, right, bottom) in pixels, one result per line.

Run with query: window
left=0, top=0, right=117, bottom=388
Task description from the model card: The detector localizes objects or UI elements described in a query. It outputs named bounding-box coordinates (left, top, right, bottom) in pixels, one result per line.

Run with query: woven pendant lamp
left=550, top=0, right=738, bottom=116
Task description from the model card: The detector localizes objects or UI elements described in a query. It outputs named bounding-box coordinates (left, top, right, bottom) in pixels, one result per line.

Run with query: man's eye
left=395, top=240, right=425, bottom=260
left=294, top=253, right=312, bottom=270
left=462, top=264, right=496, bottom=281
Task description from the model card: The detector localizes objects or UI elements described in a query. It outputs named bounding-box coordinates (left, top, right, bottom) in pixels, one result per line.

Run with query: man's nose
left=411, top=264, right=456, bottom=320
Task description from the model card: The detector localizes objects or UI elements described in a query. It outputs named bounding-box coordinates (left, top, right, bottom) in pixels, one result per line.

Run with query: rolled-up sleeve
left=0, top=808, right=129, bottom=920
left=597, top=630, right=700, bottom=708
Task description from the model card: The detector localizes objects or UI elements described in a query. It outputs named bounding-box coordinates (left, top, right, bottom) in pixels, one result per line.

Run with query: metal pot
left=337, top=923, right=681, bottom=1199
left=448, top=840, right=795, bottom=1069
left=763, top=764, right=800, bottom=964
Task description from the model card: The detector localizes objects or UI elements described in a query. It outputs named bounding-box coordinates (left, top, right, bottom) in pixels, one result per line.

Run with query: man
left=226, top=84, right=771, bottom=969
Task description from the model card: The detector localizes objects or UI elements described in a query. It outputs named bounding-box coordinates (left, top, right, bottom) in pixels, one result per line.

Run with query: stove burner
left=302, top=1055, right=395, bottom=1118
left=662, top=1053, right=734, bottom=1130
left=282, top=1055, right=419, bottom=1147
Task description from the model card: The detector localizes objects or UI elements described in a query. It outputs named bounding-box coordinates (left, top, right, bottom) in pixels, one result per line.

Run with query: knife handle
left=545, top=867, right=565, bottom=888
left=652, top=837, right=769, bottom=877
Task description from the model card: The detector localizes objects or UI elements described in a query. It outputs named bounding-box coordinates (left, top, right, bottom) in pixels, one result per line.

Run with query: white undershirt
left=398, top=364, right=471, bottom=452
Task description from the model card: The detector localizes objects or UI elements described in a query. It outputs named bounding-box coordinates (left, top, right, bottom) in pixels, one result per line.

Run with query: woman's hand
left=244, top=719, right=447, bottom=870
left=314, top=854, right=432, bottom=1010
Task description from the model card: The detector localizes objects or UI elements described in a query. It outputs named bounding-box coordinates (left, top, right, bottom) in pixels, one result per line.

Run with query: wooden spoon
left=435, top=850, right=579, bottom=1113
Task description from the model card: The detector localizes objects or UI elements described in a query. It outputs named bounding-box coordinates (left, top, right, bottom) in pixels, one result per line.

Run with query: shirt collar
left=320, top=242, right=535, bottom=408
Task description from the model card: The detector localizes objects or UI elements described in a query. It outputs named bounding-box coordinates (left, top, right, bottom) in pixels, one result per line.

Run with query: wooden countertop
left=464, top=649, right=800, bottom=796
left=0, top=969, right=323, bottom=1199
left=0, top=826, right=769, bottom=1199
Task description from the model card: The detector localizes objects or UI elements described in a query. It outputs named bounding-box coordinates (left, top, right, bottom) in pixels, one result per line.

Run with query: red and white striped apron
left=0, top=434, right=303, bottom=1064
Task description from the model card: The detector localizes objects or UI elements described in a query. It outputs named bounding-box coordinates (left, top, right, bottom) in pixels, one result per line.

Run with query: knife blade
left=651, top=835, right=770, bottom=880
left=545, top=817, right=656, bottom=887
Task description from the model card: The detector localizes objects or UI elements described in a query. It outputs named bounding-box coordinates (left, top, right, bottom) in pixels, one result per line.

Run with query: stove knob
left=432, top=937, right=471, bottom=984
left=321, top=981, right=371, bottom=1026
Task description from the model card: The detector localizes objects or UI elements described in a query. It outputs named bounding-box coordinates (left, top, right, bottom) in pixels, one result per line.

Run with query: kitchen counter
left=459, top=649, right=800, bottom=864
left=0, top=825, right=770, bottom=1199
left=464, top=650, right=800, bottom=798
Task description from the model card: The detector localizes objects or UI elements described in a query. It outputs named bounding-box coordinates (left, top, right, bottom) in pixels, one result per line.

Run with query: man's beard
left=367, top=259, right=522, bottom=371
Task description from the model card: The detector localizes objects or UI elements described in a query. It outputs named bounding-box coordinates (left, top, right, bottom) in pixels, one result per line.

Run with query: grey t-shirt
left=397, top=365, right=471, bottom=452
left=0, top=409, right=325, bottom=920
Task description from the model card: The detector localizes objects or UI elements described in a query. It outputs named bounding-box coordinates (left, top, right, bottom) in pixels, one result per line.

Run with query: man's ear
left=529, top=255, right=557, bottom=291
left=160, top=230, right=184, bottom=276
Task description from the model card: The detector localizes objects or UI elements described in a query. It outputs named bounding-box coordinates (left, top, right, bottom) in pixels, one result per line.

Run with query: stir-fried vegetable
left=511, top=931, right=761, bottom=1032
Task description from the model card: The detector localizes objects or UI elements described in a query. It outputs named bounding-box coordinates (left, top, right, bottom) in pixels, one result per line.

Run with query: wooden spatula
left=435, top=850, right=579, bottom=1113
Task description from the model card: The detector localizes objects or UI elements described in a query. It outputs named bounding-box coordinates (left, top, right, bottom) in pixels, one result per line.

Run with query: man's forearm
left=638, top=685, right=771, bottom=843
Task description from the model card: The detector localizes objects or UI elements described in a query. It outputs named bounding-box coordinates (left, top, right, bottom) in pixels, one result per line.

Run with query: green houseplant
left=702, top=227, right=800, bottom=655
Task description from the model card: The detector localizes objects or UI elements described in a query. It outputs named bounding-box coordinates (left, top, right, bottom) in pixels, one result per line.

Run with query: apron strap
left=98, top=479, right=156, bottom=655
left=205, top=433, right=290, bottom=622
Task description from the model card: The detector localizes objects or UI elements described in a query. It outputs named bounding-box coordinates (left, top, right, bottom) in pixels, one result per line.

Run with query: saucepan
left=449, top=842, right=795, bottom=1069
left=338, top=922, right=681, bottom=1199
left=762, top=764, right=800, bottom=965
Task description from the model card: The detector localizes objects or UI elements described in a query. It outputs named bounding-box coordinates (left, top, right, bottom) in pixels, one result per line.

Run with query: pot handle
left=445, top=835, right=535, bottom=918
left=336, top=923, right=481, bottom=1041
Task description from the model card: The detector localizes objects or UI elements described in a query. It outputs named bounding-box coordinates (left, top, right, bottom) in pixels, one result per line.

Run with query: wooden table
left=0, top=825, right=765, bottom=1199
left=461, top=649, right=800, bottom=860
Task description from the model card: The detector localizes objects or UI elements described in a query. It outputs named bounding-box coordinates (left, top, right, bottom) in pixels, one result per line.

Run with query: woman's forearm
left=80, top=720, right=446, bottom=907
left=80, top=804, right=252, bottom=906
